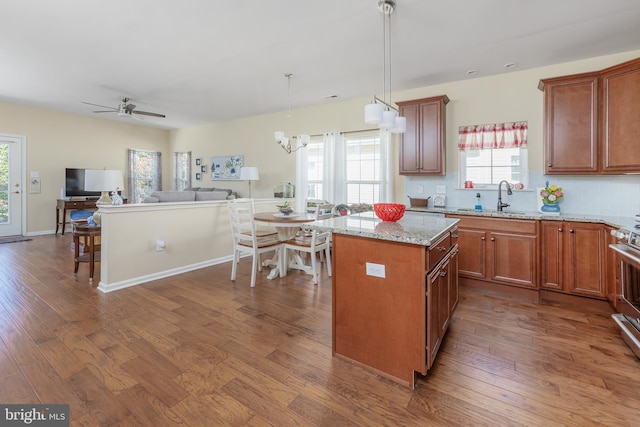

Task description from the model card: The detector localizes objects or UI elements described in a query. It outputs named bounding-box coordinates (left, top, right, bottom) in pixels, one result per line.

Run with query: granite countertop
left=308, top=211, right=459, bottom=246
left=406, top=206, right=638, bottom=231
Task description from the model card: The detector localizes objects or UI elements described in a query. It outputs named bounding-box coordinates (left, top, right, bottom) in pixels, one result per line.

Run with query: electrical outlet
left=436, top=185, right=446, bottom=194
left=365, top=262, right=386, bottom=278
left=417, top=185, right=424, bottom=193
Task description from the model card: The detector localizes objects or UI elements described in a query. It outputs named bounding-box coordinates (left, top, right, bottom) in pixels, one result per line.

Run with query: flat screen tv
left=65, top=168, right=101, bottom=198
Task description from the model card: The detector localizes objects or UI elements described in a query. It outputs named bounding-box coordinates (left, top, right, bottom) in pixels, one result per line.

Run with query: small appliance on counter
left=432, top=194, right=446, bottom=208
left=274, top=182, right=295, bottom=198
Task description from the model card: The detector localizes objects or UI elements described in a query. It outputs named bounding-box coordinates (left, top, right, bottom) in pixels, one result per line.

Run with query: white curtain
left=295, top=146, right=308, bottom=212
left=379, top=129, right=393, bottom=202
left=325, top=131, right=345, bottom=205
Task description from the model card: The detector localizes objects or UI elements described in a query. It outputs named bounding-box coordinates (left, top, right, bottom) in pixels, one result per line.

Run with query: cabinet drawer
left=447, top=215, right=537, bottom=234
left=426, top=233, right=451, bottom=271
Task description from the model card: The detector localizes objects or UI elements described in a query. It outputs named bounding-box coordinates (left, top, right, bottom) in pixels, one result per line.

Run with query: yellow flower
left=549, top=185, right=557, bottom=191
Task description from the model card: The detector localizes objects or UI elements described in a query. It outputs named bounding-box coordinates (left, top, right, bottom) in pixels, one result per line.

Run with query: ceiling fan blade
left=82, top=101, right=117, bottom=110
left=92, top=110, right=117, bottom=113
left=132, top=110, right=166, bottom=118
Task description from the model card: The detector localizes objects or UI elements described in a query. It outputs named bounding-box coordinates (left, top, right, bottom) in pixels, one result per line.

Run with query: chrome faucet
left=497, top=180, right=513, bottom=211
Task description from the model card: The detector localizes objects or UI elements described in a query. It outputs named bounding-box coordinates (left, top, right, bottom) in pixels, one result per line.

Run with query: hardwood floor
left=1, top=234, right=639, bottom=426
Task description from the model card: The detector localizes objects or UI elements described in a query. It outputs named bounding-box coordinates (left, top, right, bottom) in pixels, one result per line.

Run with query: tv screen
left=65, top=168, right=101, bottom=198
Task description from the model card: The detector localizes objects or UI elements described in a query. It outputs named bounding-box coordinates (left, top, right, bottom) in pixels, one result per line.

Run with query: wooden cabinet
left=539, top=56, right=640, bottom=175
left=397, top=95, right=449, bottom=176
left=448, top=215, right=539, bottom=290
left=600, top=59, right=640, bottom=173
left=539, top=73, right=599, bottom=174
left=605, top=226, right=621, bottom=308
left=331, top=229, right=458, bottom=388
left=541, top=221, right=606, bottom=299
left=427, top=247, right=457, bottom=367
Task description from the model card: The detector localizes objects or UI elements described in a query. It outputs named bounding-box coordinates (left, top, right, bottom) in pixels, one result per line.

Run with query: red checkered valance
left=458, top=121, right=527, bottom=150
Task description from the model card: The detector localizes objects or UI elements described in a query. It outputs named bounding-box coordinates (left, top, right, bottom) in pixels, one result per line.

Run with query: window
left=127, top=149, right=162, bottom=203
left=174, top=151, right=192, bottom=191
left=345, top=134, right=381, bottom=204
left=458, top=122, right=528, bottom=188
left=296, top=130, right=391, bottom=209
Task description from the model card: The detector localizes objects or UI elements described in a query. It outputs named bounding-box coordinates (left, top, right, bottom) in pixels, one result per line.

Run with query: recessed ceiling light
left=504, top=62, right=517, bottom=69
left=466, top=69, right=478, bottom=76
left=324, top=94, right=339, bottom=99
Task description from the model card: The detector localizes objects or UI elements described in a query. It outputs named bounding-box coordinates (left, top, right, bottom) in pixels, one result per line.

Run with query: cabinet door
left=490, top=232, right=538, bottom=289
left=398, top=95, right=448, bottom=176
left=565, top=222, right=606, bottom=298
left=601, top=60, right=640, bottom=173
left=605, top=226, right=620, bottom=307
left=427, top=256, right=450, bottom=369
left=449, top=246, right=459, bottom=313
left=540, top=74, right=599, bottom=174
left=399, top=103, right=420, bottom=174
left=456, top=228, right=487, bottom=280
left=541, top=221, right=564, bottom=291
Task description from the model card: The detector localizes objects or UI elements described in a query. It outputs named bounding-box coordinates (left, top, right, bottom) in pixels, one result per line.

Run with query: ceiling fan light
left=379, top=110, right=397, bottom=129
left=391, top=116, right=406, bottom=134
left=274, top=131, right=285, bottom=143
left=365, top=103, right=384, bottom=124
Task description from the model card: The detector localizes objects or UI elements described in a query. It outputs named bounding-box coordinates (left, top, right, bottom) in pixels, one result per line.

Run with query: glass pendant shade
left=391, top=116, right=406, bottom=134
left=380, top=110, right=397, bottom=129
left=365, top=103, right=384, bottom=124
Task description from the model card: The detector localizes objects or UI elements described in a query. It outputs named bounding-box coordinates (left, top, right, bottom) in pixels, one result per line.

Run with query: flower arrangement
left=540, top=181, right=564, bottom=204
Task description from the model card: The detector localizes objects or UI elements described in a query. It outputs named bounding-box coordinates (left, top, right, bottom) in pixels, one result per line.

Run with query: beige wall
left=4, top=49, right=640, bottom=235
left=170, top=49, right=640, bottom=204
left=0, top=102, right=170, bottom=234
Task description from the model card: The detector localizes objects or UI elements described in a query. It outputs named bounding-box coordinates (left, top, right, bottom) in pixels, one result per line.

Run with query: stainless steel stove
left=610, top=222, right=640, bottom=358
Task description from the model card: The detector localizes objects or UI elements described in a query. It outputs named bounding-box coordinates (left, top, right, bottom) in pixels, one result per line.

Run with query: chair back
left=314, top=203, right=334, bottom=220
left=228, top=199, right=257, bottom=247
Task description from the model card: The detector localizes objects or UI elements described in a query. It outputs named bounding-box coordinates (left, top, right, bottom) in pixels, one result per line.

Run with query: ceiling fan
left=82, top=97, right=166, bottom=119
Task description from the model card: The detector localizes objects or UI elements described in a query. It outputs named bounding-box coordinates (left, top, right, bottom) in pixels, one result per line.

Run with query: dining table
left=253, top=211, right=318, bottom=279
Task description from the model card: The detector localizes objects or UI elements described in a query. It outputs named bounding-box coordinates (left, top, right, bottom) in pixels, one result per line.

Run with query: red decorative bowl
left=373, top=203, right=406, bottom=222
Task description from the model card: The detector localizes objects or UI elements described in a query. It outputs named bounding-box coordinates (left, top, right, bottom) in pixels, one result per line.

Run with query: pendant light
left=364, top=0, right=405, bottom=134
left=274, top=73, right=309, bottom=154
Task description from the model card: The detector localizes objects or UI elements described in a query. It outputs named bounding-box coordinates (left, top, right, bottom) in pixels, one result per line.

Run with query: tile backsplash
left=405, top=172, right=640, bottom=217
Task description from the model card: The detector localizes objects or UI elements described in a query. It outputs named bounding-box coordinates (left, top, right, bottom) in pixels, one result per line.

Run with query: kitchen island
left=308, top=211, right=459, bottom=388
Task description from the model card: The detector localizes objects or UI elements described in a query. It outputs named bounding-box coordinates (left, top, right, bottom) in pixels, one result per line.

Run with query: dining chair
left=283, top=203, right=333, bottom=284
left=228, top=199, right=281, bottom=287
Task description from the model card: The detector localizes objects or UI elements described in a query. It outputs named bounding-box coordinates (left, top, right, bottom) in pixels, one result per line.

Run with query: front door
left=0, top=134, right=25, bottom=237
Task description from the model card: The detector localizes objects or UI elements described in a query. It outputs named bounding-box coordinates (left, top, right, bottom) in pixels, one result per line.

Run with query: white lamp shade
left=240, top=166, right=260, bottom=181
left=379, top=110, right=397, bottom=129
left=84, top=169, right=124, bottom=192
left=391, top=116, right=407, bottom=134
left=274, top=131, right=285, bottom=142
left=365, top=103, right=383, bottom=124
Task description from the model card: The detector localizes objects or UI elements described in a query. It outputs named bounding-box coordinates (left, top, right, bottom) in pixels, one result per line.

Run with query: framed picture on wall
left=201, top=165, right=207, bottom=173
left=211, top=155, right=243, bottom=180
left=195, top=158, right=201, bottom=166
left=195, top=172, right=201, bottom=181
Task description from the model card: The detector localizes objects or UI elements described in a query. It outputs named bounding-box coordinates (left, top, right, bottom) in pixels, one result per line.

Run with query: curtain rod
left=293, top=128, right=380, bottom=139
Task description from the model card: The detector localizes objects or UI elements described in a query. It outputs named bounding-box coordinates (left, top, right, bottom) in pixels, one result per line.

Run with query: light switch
left=436, top=185, right=446, bottom=194
left=417, top=185, right=424, bottom=193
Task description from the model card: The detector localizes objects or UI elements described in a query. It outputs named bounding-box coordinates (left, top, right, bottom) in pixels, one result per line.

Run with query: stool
left=73, top=223, right=101, bottom=283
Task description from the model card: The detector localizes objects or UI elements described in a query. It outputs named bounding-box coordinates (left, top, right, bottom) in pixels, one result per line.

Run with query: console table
left=56, top=199, right=97, bottom=235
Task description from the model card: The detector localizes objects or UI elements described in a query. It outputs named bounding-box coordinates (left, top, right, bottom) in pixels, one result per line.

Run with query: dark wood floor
left=1, top=234, right=639, bottom=426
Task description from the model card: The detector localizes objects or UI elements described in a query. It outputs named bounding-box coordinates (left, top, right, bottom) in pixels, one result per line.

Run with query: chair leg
left=325, top=247, right=332, bottom=277
left=231, top=250, right=238, bottom=281
left=310, top=252, right=318, bottom=285
left=250, top=253, right=258, bottom=287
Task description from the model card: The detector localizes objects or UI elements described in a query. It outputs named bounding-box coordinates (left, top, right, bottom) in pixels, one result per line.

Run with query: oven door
left=609, top=243, right=640, bottom=358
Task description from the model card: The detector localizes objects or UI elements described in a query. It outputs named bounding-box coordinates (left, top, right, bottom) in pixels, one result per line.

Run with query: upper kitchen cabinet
left=397, top=95, right=449, bottom=176
left=601, top=59, right=640, bottom=173
left=539, top=57, right=640, bottom=175
left=539, top=73, right=599, bottom=174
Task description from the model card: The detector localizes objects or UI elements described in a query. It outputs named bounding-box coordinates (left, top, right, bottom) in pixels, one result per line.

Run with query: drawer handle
left=438, top=246, right=447, bottom=252
left=440, top=271, right=447, bottom=277
left=451, top=234, right=458, bottom=239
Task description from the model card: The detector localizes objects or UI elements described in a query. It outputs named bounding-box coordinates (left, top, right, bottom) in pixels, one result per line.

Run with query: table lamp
left=84, top=169, right=124, bottom=206
left=240, top=166, right=260, bottom=198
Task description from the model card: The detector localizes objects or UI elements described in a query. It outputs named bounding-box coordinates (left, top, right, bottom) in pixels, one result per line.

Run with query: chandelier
left=274, top=73, right=310, bottom=153
left=364, top=0, right=406, bottom=134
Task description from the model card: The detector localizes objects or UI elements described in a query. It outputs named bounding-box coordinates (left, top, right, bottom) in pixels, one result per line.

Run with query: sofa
left=143, top=187, right=238, bottom=203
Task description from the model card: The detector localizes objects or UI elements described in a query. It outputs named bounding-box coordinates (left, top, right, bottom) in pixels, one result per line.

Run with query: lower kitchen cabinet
left=427, top=246, right=458, bottom=366
left=541, top=221, right=606, bottom=299
left=448, top=215, right=539, bottom=289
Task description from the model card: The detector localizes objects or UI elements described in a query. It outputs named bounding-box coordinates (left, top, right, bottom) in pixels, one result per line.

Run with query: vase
left=541, top=202, right=561, bottom=213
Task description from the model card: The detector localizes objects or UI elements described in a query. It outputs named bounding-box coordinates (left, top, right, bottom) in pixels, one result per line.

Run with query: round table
left=253, top=212, right=317, bottom=279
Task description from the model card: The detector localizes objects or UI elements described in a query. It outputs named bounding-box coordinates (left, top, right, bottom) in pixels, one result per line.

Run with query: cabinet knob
left=490, top=237, right=495, bottom=241
left=548, top=163, right=553, bottom=167
left=569, top=229, right=574, bottom=233
left=481, top=237, right=485, bottom=241
left=440, top=271, right=447, bottom=277
left=451, top=234, right=458, bottom=239
left=558, top=228, right=563, bottom=232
